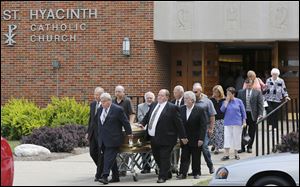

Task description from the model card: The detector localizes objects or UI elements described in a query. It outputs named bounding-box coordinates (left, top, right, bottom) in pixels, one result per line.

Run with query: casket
left=119, top=123, right=151, bottom=153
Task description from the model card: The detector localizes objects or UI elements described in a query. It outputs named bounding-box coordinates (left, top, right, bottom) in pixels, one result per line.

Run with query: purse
left=242, top=133, right=251, bottom=146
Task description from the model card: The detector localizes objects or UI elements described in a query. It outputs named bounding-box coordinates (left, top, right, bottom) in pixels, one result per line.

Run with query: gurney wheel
left=133, top=173, right=138, bottom=182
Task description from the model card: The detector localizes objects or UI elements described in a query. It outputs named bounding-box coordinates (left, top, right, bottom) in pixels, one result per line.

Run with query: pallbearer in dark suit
left=171, top=85, right=185, bottom=174
left=96, top=93, right=132, bottom=184
left=139, top=89, right=188, bottom=183
left=85, top=87, right=104, bottom=181
left=171, top=85, right=185, bottom=107
left=177, top=91, right=207, bottom=180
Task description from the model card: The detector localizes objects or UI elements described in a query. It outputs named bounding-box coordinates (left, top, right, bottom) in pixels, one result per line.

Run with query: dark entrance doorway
left=219, top=44, right=272, bottom=90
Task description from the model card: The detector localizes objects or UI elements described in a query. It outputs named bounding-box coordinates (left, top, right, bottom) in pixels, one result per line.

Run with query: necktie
left=148, top=105, right=160, bottom=130
left=101, top=108, right=108, bottom=124
left=246, top=89, right=251, bottom=111
left=176, top=100, right=179, bottom=106
left=247, top=89, right=251, bottom=98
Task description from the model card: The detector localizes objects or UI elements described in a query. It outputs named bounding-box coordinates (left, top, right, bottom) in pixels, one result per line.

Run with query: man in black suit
left=170, top=85, right=185, bottom=174
left=171, top=85, right=185, bottom=107
left=237, top=79, right=264, bottom=153
left=85, top=87, right=104, bottom=181
left=139, top=89, right=188, bottom=183
left=177, top=91, right=207, bottom=180
left=96, top=93, right=132, bottom=184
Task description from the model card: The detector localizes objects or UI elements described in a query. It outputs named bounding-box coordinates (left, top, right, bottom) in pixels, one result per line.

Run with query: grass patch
left=194, top=178, right=211, bottom=186
left=8, top=140, right=21, bottom=152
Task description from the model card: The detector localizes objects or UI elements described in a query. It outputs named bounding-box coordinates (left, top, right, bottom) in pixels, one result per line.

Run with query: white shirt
left=96, top=101, right=101, bottom=109
left=246, top=89, right=252, bottom=97
left=95, top=101, right=101, bottom=114
left=148, top=101, right=167, bottom=136
left=186, top=104, right=195, bottom=121
left=176, top=97, right=183, bottom=106
left=100, top=106, right=110, bottom=124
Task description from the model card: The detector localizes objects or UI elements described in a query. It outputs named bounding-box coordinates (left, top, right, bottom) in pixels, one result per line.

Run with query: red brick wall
left=1, top=1, right=170, bottom=106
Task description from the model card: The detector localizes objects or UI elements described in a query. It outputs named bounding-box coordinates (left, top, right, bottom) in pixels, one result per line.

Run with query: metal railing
left=255, top=98, right=299, bottom=156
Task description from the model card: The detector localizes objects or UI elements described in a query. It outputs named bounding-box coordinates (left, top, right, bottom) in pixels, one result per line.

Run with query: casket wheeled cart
left=117, top=124, right=180, bottom=182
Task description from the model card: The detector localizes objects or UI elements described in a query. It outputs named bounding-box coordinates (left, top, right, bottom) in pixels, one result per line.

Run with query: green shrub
left=1, top=98, right=47, bottom=140
left=44, top=97, right=89, bottom=127
left=1, top=97, right=90, bottom=140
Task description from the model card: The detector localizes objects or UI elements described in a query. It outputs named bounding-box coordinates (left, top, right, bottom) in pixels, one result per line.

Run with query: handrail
left=256, top=99, right=289, bottom=124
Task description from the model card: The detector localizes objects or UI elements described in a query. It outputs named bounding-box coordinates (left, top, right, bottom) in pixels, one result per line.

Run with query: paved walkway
left=14, top=147, right=256, bottom=186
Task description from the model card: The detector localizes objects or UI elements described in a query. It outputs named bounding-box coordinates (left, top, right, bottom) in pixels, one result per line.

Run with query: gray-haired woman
left=264, top=68, right=290, bottom=129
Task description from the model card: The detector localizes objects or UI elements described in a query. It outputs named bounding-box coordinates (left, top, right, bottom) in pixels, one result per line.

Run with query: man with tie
left=237, top=79, right=264, bottom=153
left=170, top=85, right=185, bottom=174
left=171, top=85, right=185, bottom=107
left=96, top=93, right=133, bottom=184
left=177, top=91, right=207, bottom=180
left=140, top=89, right=188, bottom=183
left=85, top=87, right=104, bottom=181
left=137, top=91, right=155, bottom=174
left=137, top=91, right=155, bottom=123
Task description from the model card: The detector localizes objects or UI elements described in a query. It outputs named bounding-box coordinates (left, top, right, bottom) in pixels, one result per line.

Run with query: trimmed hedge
left=1, top=99, right=47, bottom=140
left=44, top=97, right=89, bottom=127
left=21, top=124, right=88, bottom=152
left=1, top=97, right=89, bottom=140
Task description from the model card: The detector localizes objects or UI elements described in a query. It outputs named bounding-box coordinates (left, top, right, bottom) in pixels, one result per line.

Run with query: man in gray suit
left=137, top=91, right=155, bottom=173
left=237, top=79, right=264, bottom=153
left=137, top=92, right=155, bottom=123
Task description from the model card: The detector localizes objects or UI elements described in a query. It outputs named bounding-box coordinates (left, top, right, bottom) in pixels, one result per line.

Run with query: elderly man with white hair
left=86, top=87, right=104, bottom=181
left=177, top=91, right=207, bottom=180
left=170, top=85, right=185, bottom=174
left=264, top=68, right=290, bottom=130
left=172, top=85, right=185, bottom=107
left=96, top=93, right=132, bottom=184
left=137, top=91, right=155, bottom=174
left=137, top=91, right=155, bottom=123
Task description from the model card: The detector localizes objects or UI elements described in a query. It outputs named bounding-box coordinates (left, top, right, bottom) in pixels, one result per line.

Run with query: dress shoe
left=188, top=172, right=201, bottom=176
left=247, top=148, right=252, bottom=153
left=193, top=174, right=200, bottom=179
left=99, top=177, right=109, bottom=185
left=94, top=177, right=101, bottom=182
left=141, top=169, right=151, bottom=174
left=109, top=178, right=120, bottom=183
left=237, top=149, right=245, bottom=153
left=221, top=156, right=229, bottom=161
left=157, top=178, right=166, bottom=183
left=209, top=166, right=215, bottom=174
left=176, top=174, right=187, bottom=180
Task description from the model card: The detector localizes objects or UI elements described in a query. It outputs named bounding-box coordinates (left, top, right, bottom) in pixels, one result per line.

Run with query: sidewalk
left=14, top=148, right=255, bottom=186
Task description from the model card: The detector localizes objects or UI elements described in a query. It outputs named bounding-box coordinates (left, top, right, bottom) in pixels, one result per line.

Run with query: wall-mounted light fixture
left=122, top=37, right=130, bottom=56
